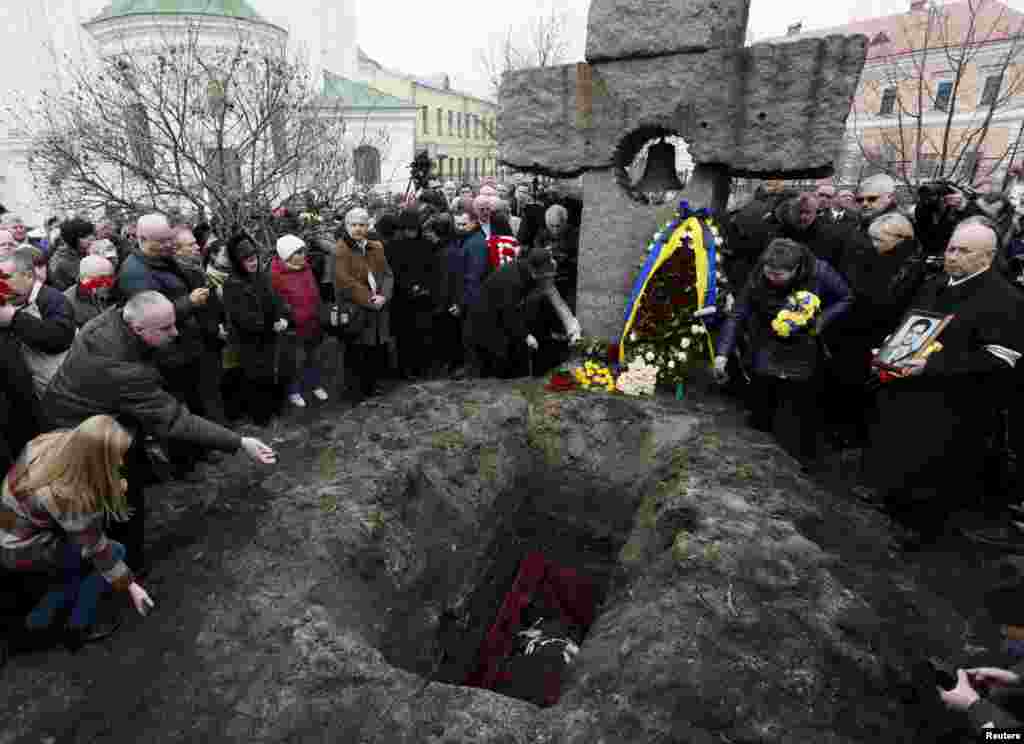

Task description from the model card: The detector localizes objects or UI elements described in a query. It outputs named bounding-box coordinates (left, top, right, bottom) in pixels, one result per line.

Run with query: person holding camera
left=915, top=181, right=974, bottom=257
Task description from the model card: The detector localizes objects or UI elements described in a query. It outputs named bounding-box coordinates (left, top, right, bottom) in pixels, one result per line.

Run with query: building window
left=934, top=81, right=953, bottom=111
left=437, top=108, right=442, bottom=135
left=422, top=107, right=428, bottom=134
left=457, top=112, right=462, bottom=137
left=448, top=110, right=453, bottom=136
left=879, top=87, right=897, bottom=115
left=126, top=102, right=154, bottom=171
left=474, top=116, right=479, bottom=139
left=354, top=145, right=381, bottom=186
left=980, top=74, right=1002, bottom=106
left=474, top=158, right=479, bottom=178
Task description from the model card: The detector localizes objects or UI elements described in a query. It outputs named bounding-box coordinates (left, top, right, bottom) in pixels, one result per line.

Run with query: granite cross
left=499, top=0, right=868, bottom=343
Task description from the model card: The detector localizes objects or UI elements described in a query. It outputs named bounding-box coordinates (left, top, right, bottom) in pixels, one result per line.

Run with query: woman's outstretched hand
left=129, top=581, right=155, bottom=616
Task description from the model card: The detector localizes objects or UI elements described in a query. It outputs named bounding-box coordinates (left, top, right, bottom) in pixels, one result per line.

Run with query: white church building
left=0, top=0, right=420, bottom=225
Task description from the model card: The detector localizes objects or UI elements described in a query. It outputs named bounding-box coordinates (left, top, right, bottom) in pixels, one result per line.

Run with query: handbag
left=760, top=334, right=820, bottom=381
left=321, top=300, right=367, bottom=337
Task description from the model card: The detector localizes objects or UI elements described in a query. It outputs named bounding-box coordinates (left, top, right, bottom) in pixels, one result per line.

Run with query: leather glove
left=526, top=334, right=539, bottom=351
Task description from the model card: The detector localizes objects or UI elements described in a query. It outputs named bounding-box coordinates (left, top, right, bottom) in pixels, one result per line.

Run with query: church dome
left=89, top=0, right=271, bottom=25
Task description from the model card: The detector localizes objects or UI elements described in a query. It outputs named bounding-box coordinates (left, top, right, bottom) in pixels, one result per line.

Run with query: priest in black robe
left=863, top=221, right=1024, bottom=545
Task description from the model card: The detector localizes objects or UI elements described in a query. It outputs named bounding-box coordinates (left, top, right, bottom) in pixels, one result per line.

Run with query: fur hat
left=276, top=234, right=306, bottom=261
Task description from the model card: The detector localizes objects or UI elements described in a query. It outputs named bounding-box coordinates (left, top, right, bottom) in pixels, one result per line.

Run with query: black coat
left=465, top=261, right=539, bottom=362
left=222, top=271, right=292, bottom=382
left=0, top=334, right=45, bottom=474
left=43, top=308, right=240, bottom=451
left=862, top=269, right=1024, bottom=496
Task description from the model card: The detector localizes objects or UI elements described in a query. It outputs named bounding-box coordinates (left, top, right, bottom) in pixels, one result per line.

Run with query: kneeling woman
left=715, top=238, right=853, bottom=467
left=1, top=415, right=154, bottom=655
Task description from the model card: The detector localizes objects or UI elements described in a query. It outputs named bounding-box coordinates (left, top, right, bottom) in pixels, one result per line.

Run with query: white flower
left=645, top=352, right=654, bottom=362
left=691, top=324, right=705, bottom=335
left=681, top=338, right=692, bottom=349
left=668, top=360, right=676, bottom=369
left=676, top=351, right=685, bottom=360
left=630, top=332, right=637, bottom=342
left=679, top=352, right=688, bottom=363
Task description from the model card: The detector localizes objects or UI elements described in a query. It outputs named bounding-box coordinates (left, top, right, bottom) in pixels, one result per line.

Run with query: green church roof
left=322, top=71, right=414, bottom=109
left=88, top=0, right=269, bottom=25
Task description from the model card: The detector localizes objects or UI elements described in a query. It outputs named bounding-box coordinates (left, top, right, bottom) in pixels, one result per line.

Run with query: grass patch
left=734, top=464, right=756, bottom=481
left=519, top=388, right=562, bottom=466
left=431, top=430, right=466, bottom=452
left=365, top=508, right=387, bottom=534
left=639, top=429, right=657, bottom=464
left=462, top=401, right=482, bottom=418
left=318, top=447, right=337, bottom=480
left=320, top=492, right=338, bottom=514
left=479, top=446, right=500, bottom=483
left=619, top=536, right=646, bottom=565
left=671, top=530, right=691, bottom=563
left=636, top=492, right=659, bottom=530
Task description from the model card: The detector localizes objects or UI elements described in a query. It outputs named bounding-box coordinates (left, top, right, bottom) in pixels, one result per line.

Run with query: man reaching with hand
left=42, top=291, right=278, bottom=574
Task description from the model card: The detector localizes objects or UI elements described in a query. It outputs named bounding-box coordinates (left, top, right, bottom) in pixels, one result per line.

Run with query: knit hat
left=276, top=234, right=306, bottom=261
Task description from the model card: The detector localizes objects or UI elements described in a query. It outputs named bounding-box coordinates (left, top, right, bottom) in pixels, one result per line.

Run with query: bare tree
left=9, top=20, right=390, bottom=233
left=850, top=0, right=1024, bottom=189
left=477, top=5, right=571, bottom=103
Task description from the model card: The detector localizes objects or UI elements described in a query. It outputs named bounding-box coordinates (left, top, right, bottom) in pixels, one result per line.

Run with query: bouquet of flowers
left=572, top=361, right=617, bottom=393
left=770, top=291, right=821, bottom=338
left=615, top=357, right=659, bottom=396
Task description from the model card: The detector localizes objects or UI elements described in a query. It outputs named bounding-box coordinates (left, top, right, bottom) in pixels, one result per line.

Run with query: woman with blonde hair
left=1, top=415, right=154, bottom=657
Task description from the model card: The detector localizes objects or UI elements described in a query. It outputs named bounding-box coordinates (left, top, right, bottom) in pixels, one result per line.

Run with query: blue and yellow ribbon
left=620, top=213, right=719, bottom=363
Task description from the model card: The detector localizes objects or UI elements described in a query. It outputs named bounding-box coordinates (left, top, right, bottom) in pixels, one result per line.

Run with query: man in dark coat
left=824, top=176, right=923, bottom=446
left=465, top=250, right=565, bottom=379
left=387, top=210, right=439, bottom=379
left=863, top=222, right=1024, bottom=546
left=42, top=292, right=277, bottom=571
left=531, top=204, right=580, bottom=315
left=64, top=255, right=117, bottom=328
left=0, top=333, right=44, bottom=477
left=47, top=218, right=95, bottom=292
left=0, top=246, right=76, bottom=397
left=118, top=214, right=211, bottom=470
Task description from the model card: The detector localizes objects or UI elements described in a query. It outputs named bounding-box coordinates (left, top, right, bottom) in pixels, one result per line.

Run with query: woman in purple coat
left=715, top=238, right=853, bottom=468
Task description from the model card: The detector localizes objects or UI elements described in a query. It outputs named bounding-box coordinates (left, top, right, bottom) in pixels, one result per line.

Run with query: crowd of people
left=0, top=178, right=581, bottom=663
left=3, top=170, right=1024, bottom=731
left=719, top=174, right=1024, bottom=731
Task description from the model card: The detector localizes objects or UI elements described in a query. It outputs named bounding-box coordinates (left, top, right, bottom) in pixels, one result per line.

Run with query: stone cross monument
left=499, top=0, right=868, bottom=343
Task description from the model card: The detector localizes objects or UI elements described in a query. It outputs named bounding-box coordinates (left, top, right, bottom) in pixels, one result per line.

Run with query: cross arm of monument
left=499, top=0, right=868, bottom=182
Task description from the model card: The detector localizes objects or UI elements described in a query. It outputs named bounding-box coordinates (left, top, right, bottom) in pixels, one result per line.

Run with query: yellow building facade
left=356, top=51, right=501, bottom=185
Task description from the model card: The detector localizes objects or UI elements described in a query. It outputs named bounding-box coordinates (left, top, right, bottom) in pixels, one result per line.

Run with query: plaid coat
left=0, top=437, right=133, bottom=591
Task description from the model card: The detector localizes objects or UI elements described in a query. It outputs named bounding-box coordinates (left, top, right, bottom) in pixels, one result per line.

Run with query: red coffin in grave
left=464, top=551, right=596, bottom=705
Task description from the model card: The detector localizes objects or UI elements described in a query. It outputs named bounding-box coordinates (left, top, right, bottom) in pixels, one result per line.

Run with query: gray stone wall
left=499, top=34, right=868, bottom=180
left=577, top=169, right=668, bottom=344
left=586, top=0, right=751, bottom=62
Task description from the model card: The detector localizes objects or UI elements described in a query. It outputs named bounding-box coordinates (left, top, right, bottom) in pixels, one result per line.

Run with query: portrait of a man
left=874, top=310, right=953, bottom=371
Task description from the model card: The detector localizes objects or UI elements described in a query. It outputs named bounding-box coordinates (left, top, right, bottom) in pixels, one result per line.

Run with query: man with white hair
left=533, top=204, right=580, bottom=313
left=0, top=246, right=76, bottom=396
left=64, top=254, right=117, bottom=328
left=442, top=181, right=458, bottom=209
left=864, top=221, right=1024, bottom=548
left=43, top=291, right=278, bottom=572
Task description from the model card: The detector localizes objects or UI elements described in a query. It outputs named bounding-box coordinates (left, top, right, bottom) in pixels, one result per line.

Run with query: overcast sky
left=71, top=0, right=1024, bottom=100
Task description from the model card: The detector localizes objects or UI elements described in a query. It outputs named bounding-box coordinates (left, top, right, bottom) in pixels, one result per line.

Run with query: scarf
left=79, top=275, right=115, bottom=295
left=206, top=265, right=230, bottom=298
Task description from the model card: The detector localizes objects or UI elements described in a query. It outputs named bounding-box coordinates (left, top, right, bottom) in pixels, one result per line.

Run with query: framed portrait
left=872, top=310, right=955, bottom=372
